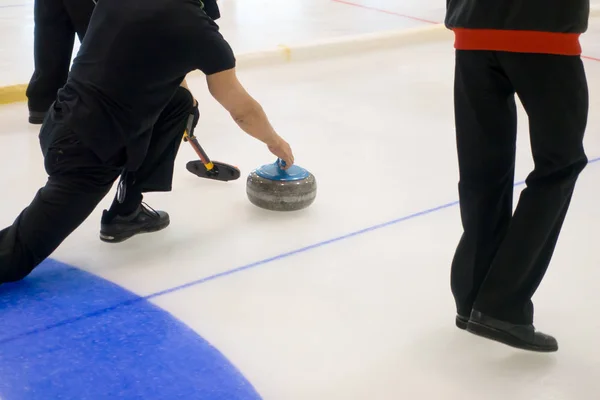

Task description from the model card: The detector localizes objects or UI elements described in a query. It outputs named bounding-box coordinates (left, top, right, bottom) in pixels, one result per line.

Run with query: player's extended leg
left=99, top=87, right=195, bottom=243
left=0, top=121, right=123, bottom=284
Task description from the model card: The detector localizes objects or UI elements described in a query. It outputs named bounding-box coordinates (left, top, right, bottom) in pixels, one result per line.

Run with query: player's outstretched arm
left=206, top=68, right=294, bottom=167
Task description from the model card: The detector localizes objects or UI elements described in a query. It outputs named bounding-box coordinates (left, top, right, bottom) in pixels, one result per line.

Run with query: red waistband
left=452, top=28, right=582, bottom=55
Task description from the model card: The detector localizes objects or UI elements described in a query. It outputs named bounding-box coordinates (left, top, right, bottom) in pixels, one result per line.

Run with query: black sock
left=105, top=172, right=143, bottom=220
left=107, top=190, right=143, bottom=217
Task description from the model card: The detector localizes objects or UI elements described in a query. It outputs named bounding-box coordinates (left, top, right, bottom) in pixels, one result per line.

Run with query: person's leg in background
left=450, top=50, right=518, bottom=329
left=26, top=0, right=96, bottom=125
left=202, top=0, right=221, bottom=20
left=64, top=0, right=95, bottom=41
left=100, top=87, right=195, bottom=243
left=0, top=118, right=123, bottom=284
left=27, top=0, right=76, bottom=124
left=467, top=52, right=589, bottom=352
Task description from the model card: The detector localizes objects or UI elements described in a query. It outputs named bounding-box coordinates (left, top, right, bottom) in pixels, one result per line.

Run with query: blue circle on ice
left=0, top=259, right=262, bottom=400
left=254, top=159, right=310, bottom=181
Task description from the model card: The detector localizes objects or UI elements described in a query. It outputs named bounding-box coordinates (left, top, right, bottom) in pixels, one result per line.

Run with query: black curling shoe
left=455, top=314, right=469, bottom=330
left=100, top=203, right=170, bottom=243
left=466, top=310, right=558, bottom=352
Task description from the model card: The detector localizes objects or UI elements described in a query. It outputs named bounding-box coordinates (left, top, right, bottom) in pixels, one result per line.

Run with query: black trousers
left=450, top=50, right=589, bottom=325
left=0, top=87, right=193, bottom=284
left=26, top=0, right=95, bottom=113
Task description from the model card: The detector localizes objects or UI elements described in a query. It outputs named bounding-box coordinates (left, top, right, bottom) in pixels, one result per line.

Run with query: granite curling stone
left=246, top=159, right=317, bottom=211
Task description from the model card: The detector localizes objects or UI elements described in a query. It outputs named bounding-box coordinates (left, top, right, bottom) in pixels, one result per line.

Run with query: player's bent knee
left=174, top=86, right=195, bottom=111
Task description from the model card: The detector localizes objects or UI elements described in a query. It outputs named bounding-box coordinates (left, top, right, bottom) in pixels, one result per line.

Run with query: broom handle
left=184, top=114, right=214, bottom=170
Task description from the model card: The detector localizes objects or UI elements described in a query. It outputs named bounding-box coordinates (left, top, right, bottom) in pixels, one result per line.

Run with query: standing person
left=445, top=0, right=590, bottom=352
left=0, top=0, right=293, bottom=284
left=26, top=0, right=96, bottom=124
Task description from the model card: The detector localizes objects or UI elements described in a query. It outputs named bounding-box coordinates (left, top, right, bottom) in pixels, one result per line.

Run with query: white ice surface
left=2, top=36, right=600, bottom=398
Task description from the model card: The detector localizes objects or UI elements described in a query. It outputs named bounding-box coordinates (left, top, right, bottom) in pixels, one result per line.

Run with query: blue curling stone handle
left=254, top=158, right=310, bottom=181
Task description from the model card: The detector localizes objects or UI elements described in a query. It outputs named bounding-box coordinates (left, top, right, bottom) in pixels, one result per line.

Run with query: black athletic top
left=54, top=0, right=235, bottom=170
left=445, top=0, right=589, bottom=55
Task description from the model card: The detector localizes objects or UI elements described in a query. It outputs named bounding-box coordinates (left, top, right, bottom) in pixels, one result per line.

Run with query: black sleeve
left=190, top=14, right=236, bottom=75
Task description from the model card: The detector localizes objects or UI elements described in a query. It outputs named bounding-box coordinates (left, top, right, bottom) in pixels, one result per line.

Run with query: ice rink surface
left=1, top=1, right=600, bottom=399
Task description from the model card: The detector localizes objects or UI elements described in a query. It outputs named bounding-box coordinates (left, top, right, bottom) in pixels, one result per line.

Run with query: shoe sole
left=456, top=315, right=468, bottom=330
left=99, top=219, right=170, bottom=244
left=467, top=320, right=558, bottom=353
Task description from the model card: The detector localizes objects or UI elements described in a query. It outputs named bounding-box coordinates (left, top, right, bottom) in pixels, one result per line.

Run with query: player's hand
left=191, top=101, right=199, bottom=129
left=184, top=101, right=200, bottom=142
left=267, top=136, right=294, bottom=169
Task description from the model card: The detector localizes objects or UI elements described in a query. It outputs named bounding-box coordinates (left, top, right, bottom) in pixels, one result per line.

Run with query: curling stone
left=246, top=159, right=317, bottom=211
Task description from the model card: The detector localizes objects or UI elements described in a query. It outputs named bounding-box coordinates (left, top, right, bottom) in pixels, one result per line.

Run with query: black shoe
left=100, top=203, right=170, bottom=243
left=455, top=314, right=469, bottom=330
left=29, top=111, right=46, bottom=124
left=467, top=310, right=558, bottom=352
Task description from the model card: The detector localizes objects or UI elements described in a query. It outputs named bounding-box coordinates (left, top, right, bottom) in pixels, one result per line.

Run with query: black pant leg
left=0, top=121, right=122, bottom=284
left=450, top=50, right=518, bottom=318
left=26, top=0, right=77, bottom=113
left=135, top=87, right=194, bottom=193
left=472, top=53, right=588, bottom=324
left=106, top=87, right=194, bottom=217
left=63, top=0, right=96, bottom=41
left=127, top=87, right=193, bottom=195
